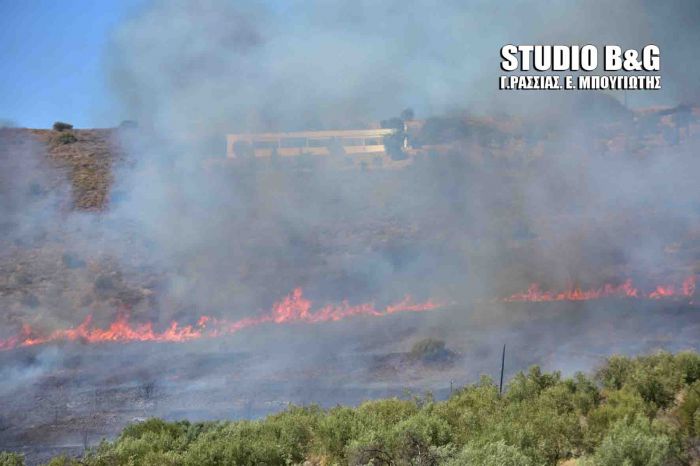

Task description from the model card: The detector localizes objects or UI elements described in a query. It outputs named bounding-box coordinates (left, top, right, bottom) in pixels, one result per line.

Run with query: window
left=279, top=138, right=306, bottom=148
left=308, top=138, right=331, bottom=147
left=253, top=140, right=278, bottom=149
left=341, top=138, right=364, bottom=146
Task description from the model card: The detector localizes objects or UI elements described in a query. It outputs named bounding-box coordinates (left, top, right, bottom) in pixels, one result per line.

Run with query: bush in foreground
left=0, top=452, right=25, bottom=466
left=2, top=350, right=699, bottom=465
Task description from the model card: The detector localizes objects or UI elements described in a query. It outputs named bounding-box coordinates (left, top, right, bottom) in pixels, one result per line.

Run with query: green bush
left=588, top=415, right=675, bottom=466
left=316, top=406, right=362, bottom=462
left=42, top=456, right=81, bottom=466
left=678, top=381, right=700, bottom=436
left=52, top=121, right=73, bottom=131
left=0, top=452, right=24, bottom=466
left=446, top=440, right=533, bottom=466
left=596, top=355, right=635, bottom=390
left=409, top=338, right=454, bottom=363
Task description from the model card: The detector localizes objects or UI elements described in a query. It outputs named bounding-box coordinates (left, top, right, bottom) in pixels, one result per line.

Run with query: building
left=226, top=128, right=400, bottom=160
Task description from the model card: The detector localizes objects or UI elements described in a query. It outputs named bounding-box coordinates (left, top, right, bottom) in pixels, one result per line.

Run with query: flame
left=648, top=275, right=696, bottom=299
left=504, top=275, right=696, bottom=302
left=0, top=288, right=443, bottom=351
left=2, top=276, right=694, bottom=351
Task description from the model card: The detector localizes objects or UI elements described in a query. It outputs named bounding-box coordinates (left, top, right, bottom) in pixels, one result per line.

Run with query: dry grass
left=27, top=128, right=125, bottom=210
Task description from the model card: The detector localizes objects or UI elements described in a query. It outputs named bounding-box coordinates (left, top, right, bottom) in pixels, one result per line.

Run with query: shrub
left=586, top=387, right=652, bottom=448
left=409, top=338, right=454, bottom=363
left=400, top=108, right=415, bottom=121
left=183, top=421, right=295, bottom=465
left=597, top=351, right=695, bottom=409
left=435, top=376, right=501, bottom=444
left=588, top=415, right=675, bottom=466
left=0, top=452, right=24, bottom=466
left=52, top=131, right=77, bottom=145
left=564, top=371, right=602, bottom=415
left=674, top=350, right=700, bottom=385
left=52, top=121, right=73, bottom=131
left=678, top=381, right=700, bottom=436
left=506, top=365, right=561, bottom=402
left=42, top=456, right=81, bottom=466
left=316, top=406, right=361, bottom=462
left=119, top=418, right=189, bottom=441
left=446, top=440, right=533, bottom=466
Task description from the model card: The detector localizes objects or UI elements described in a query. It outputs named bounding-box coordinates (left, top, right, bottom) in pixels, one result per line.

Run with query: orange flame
left=0, top=288, right=443, bottom=351
left=504, top=275, right=696, bottom=302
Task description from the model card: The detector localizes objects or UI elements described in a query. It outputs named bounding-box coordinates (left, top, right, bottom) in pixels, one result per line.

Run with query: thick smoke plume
left=100, top=0, right=700, bottom=318
left=108, top=0, right=700, bottom=134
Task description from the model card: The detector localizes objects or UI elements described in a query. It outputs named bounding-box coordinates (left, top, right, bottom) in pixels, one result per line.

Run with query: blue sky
left=0, top=1, right=689, bottom=129
left=0, top=0, right=145, bottom=128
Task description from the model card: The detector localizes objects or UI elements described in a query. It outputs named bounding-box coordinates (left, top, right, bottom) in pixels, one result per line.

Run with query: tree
left=52, top=121, right=73, bottom=131
left=0, top=452, right=25, bottom=466
left=588, top=415, right=675, bottom=466
left=401, top=108, right=415, bottom=121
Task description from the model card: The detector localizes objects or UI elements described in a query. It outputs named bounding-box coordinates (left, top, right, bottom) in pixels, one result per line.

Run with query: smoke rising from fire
left=0, top=0, right=697, bottom=367
left=99, top=0, right=700, bottom=311
left=107, top=0, right=700, bottom=134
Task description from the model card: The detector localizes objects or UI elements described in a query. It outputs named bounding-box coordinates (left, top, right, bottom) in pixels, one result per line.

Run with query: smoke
left=2, top=1, right=700, bottom=460
left=0, top=130, right=62, bottom=243
left=107, top=0, right=700, bottom=136
left=103, top=0, right=699, bottom=310
left=0, top=0, right=696, bottom=375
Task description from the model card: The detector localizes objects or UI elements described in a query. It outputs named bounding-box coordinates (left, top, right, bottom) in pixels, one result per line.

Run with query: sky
left=0, top=0, right=145, bottom=128
left=1, top=0, right=695, bottom=130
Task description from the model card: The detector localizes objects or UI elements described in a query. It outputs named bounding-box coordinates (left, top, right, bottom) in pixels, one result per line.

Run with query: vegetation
left=51, top=131, right=78, bottom=145
left=52, top=121, right=73, bottom=132
left=3, top=350, right=700, bottom=465
left=0, top=452, right=24, bottom=466
left=408, top=338, right=455, bottom=364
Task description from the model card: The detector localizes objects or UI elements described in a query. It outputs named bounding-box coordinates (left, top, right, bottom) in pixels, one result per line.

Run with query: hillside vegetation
left=3, top=350, right=699, bottom=466
left=0, top=127, right=123, bottom=211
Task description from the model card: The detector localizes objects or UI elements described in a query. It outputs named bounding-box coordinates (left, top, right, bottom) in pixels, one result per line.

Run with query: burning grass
left=504, top=275, right=696, bottom=302
left=2, top=274, right=695, bottom=353
left=0, top=289, right=443, bottom=351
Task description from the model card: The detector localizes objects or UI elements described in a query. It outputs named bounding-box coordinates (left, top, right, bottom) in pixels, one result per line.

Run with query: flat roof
left=227, top=129, right=396, bottom=140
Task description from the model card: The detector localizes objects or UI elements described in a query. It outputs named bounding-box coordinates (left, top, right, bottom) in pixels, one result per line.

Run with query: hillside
left=0, top=127, right=124, bottom=211
left=1, top=102, right=697, bottom=213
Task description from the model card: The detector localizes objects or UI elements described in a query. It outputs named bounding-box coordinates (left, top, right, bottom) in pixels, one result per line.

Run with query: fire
left=648, top=275, right=696, bottom=299
left=2, top=276, right=694, bottom=351
left=504, top=275, right=696, bottom=302
left=0, top=288, right=443, bottom=351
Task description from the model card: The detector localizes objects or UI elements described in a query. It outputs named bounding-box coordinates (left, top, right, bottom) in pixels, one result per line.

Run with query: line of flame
left=504, top=276, right=695, bottom=302
left=0, top=288, right=443, bottom=351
